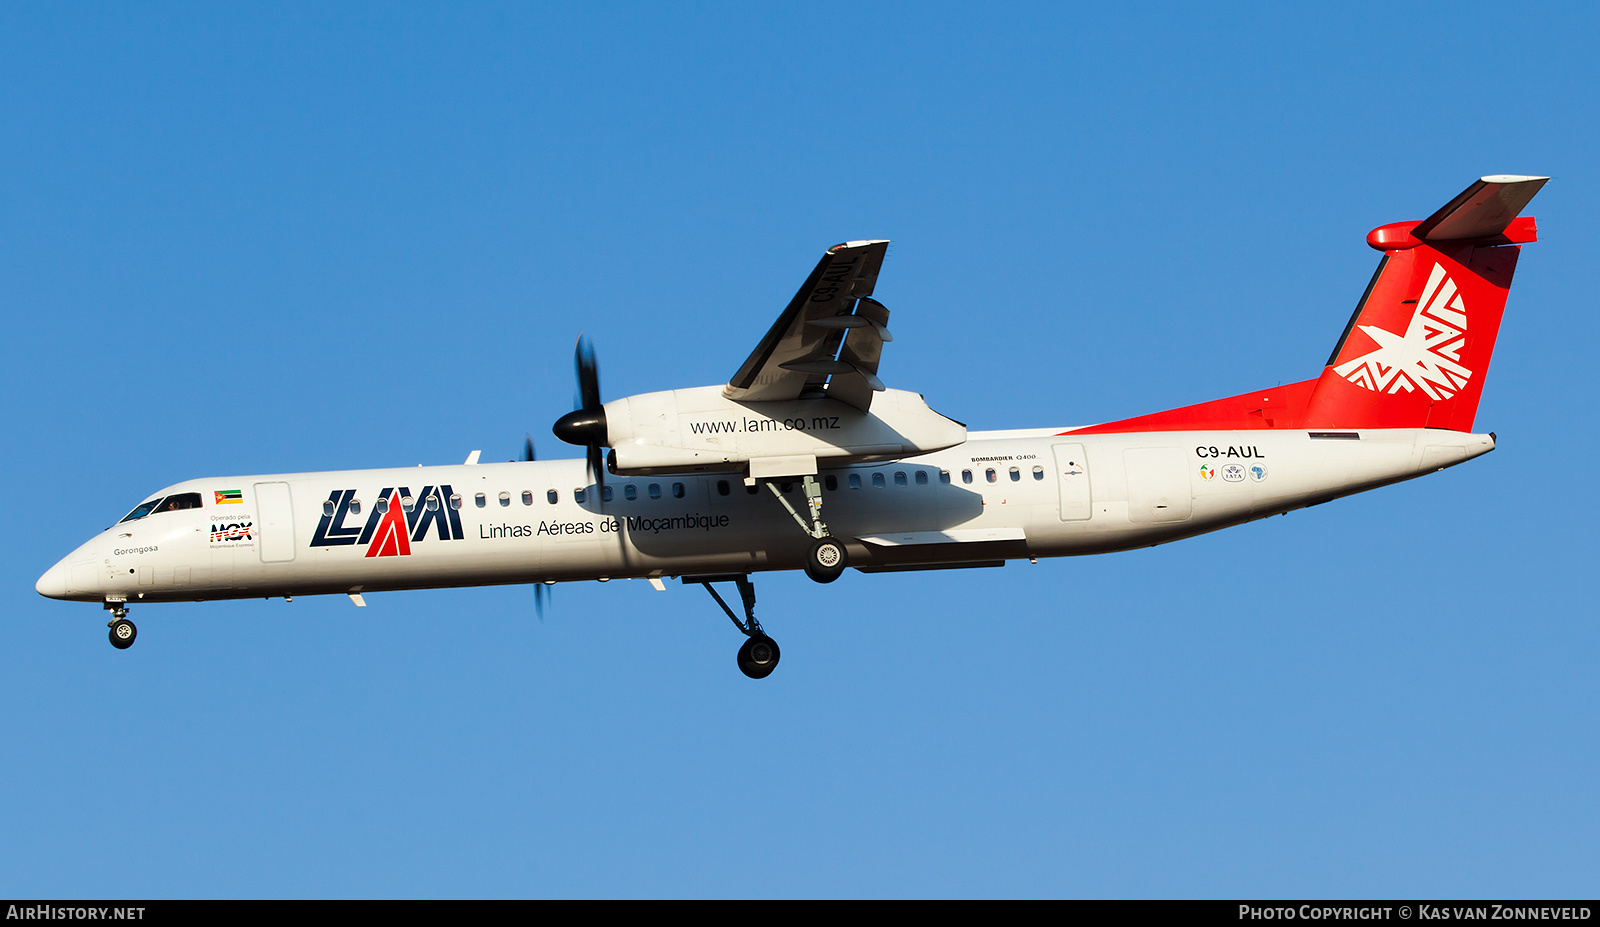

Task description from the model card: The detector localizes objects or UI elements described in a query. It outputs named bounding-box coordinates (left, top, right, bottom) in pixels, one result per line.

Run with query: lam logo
left=309, top=486, right=464, bottom=557
left=1334, top=263, right=1472, bottom=401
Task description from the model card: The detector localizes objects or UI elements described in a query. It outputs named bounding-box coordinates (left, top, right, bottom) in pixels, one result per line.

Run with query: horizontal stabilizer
left=1411, top=175, right=1548, bottom=241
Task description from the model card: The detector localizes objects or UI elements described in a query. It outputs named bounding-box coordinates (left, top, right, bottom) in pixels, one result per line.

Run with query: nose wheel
left=109, top=619, right=137, bottom=649
left=689, top=574, right=782, bottom=679
left=737, top=634, right=781, bottom=679
left=105, top=603, right=136, bottom=650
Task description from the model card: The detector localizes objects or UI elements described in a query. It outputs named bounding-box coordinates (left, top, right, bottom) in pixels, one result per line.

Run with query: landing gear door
left=1051, top=443, right=1093, bottom=522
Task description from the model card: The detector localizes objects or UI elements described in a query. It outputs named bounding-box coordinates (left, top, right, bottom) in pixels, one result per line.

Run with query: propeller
left=521, top=435, right=550, bottom=620
left=534, top=581, right=551, bottom=622
left=552, top=334, right=608, bottom=493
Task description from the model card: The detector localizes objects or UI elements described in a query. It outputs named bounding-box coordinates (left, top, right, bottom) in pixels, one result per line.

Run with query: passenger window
left=427, top=495, right=440, bottom=511
left=474, top=493, right=486, bottom=508
left=872, top=473, right=885, bottom=489
left=962, top=470, right=973, bottom=484
left=915, top=471, right=928, bottom=486
left=648, top=483, right=661, bottom=500
left=575, top=488, right=587, bottom=503
left=894, top=471, right=907, bottom=487
left=745, top=484, right=759, bottom=495
left=323, top=500, right=336, bottom=517
left=547, top=490, right=558, bottom=504
left=602, top=486, right=614, bottom=502
left=1009, top=467, right=1021, bottom=482
left=939, top=470, right=951, bottom=484
left=625, top=484, right=638, bottom=501
left=824, top=475, right=837, bottom=491
left=522, top=490, right=534, bottom=506
left=848, top=473, right=862, bottom=490
left=672, top=482, right=685, bottom=499
left=498, top=492, right=510, bottom=507
left=717, top=480, right=730, bottom=496
left=1033, top=466, right=1045, bottom=481
left=349, top=499, right=362, bottom=515
left=377, top=497, right=390, bottom=513
left=448, top=494, right=462, bottom=510
left=402, top=494, right=415, bottom=511
left=986, top=469, right=997, bottom=483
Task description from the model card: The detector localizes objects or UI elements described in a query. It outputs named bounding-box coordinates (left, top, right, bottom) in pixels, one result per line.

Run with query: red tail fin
left=1303, top=175, right=1545, bottom=432
left=1062, top=176, right=1544, bottom=439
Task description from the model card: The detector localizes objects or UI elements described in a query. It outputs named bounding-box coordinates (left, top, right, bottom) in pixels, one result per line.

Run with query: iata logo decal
left=310, top=486, right=464, bottom=557
left=1334, top=263, right=1471, bottom=400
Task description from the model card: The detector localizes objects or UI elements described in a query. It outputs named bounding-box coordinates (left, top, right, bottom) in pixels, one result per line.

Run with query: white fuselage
left=36, top=426, right=1493, bottom=604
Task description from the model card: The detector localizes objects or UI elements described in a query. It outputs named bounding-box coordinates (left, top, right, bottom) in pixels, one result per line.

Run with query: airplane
left=35, top=175, right=1546, bottom=678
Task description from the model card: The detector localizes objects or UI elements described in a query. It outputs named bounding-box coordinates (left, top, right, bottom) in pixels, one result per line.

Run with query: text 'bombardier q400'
left=37, top=176, right=1546, bottom=677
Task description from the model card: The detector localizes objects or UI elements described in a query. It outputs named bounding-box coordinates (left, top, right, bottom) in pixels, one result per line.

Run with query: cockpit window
left=119, top=499, right=164, bottom=523
left=118, top=492, right=203, bottom=523
left=159, top=493, right=203, bottom=512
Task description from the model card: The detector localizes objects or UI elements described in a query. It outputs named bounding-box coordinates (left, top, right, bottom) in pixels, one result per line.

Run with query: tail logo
left=1333, top=263, right=1472, bottom=401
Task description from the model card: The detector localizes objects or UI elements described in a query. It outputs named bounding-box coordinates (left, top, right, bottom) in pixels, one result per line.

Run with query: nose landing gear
left=690, top=574, right=780, bottom=679
left=737, top=633, right=781, bottom=679
left=105, top=601, right=136, bottom=650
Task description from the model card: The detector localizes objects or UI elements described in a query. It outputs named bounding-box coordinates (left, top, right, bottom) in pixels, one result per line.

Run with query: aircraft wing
left=724, top=240, right=893, bottom=411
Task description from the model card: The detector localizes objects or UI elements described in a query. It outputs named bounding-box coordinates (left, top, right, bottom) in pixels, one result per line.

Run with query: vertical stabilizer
left=1302, top=176, right=1545, bottom=432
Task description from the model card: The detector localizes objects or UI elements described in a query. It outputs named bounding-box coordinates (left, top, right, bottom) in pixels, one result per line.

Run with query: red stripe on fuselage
left=1060, top=378, right=1319, bottom=435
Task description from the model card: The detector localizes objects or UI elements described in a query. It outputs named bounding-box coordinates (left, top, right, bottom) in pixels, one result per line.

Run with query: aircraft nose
left=36, top=559, right=71, bottom=599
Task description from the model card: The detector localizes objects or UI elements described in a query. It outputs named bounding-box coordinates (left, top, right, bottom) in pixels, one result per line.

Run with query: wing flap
left=825, top=296, right=891, bottom=411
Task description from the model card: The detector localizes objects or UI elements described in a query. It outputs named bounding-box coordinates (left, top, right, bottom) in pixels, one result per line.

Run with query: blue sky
left=2, top=3, right=1596, bottom=898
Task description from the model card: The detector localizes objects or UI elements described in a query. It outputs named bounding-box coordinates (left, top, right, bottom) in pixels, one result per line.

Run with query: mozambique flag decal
left=214, top=489, right=244, bottom=505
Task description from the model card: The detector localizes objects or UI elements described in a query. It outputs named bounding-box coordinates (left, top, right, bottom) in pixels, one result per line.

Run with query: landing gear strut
left=690, top=574, right=780, bottom=679
left=105, top=601, right=136, bottom=650
left=760, top=474, right=848, bottom=583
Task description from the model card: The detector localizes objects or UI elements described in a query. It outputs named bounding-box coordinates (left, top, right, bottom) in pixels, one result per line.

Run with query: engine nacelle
left=602, top=385, right=966, bottom=476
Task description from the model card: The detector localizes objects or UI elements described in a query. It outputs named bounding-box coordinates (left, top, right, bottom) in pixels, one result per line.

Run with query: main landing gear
left=806, top=536, right=846, bottom=584
left=105, top=601, right=136, bottom=650
left=760, top=474, right=847, bottom=584
left=691, top=574, right=780, bottom=679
